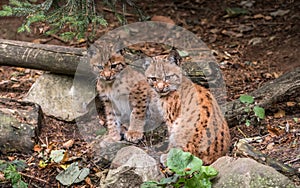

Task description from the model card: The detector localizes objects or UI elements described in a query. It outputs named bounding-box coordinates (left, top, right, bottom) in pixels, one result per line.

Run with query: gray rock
left=100, top=146, right=163, bottom=188
left=24, top=73, right=95, bottom=121
left=0, top=98, right=43, bottom=154
left=211, top=156, right=296, bottom=188
left=100, top=166, right=143, bottom=188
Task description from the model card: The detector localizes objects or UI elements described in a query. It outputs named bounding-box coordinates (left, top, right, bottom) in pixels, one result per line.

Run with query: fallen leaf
left=264, top=16, right=272, bottom=20
left=238, top=24, right=253, bottom=33
left=0, top=172, right=5, bottom=181
left=151, top=15, right=175, bottom=25
left=7, top=156, right=15, bottom=161
left=221, top=30, right=243, bottom=38
left=270, top=9, right=290, bottom=17
left=274, top=109, right=285, bottom=118
left=33, top=144, right=42, bottom=152
left=286, top=102, right=296, bottom=107
left=267, top=125, right=284, bottom=137
left=248, top=37, right=262, bottom=45
left=266, top=142, right=274, bottom=150
left=263, top=73, right=273, bottom=79
left=63, top=139, right=74, bottom=149
left=50, top=150, right=66, bottom=163
left=253, top=14, right=265, bottom=19
left=39, top=160, right=48, bottom=168
left=85, top=177, right=93, bottom=187
left=56, top=162, right=90, bottom=186
left=273, top=72, right=282, bottom=78
left=224, top=7, right=249, bottom=18
left=240, top=0, right=254, bottom=8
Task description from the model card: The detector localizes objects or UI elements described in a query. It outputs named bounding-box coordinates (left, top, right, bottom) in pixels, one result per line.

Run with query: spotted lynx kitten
left=144, top=49, right=231, bottom=164
left=88, top=43, right=162, bottom=144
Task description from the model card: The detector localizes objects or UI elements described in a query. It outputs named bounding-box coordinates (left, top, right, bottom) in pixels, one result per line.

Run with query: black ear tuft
left=168, top=48, right=182, bottom=66
left=116, top=48, right=125, bottom=55
left=87, top=44, right=98, bottom=58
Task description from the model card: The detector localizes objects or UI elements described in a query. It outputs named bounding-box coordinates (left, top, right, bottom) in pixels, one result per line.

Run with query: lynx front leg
left=101, top=96, right=121, bottom=143
left=125, top=81, right=149, bottom=143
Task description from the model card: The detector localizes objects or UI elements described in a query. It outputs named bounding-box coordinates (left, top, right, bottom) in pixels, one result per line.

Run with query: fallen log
left=0, top=39, right=86, bottom=75
left=223, top=66, right=300, bottom=126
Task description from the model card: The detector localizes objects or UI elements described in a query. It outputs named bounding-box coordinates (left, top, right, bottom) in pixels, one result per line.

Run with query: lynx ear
left=168, top=48, right=182, bottom=66
left=142, top=57, right=152, bottom=70
left=87, top=44, right=98, bottom=58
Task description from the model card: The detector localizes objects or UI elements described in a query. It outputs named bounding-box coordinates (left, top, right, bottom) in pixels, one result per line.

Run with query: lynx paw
left=125, top=130, right=143, bottom=143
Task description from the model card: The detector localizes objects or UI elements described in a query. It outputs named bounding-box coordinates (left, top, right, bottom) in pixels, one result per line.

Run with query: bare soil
left=0, top=0, right=299, bottom=187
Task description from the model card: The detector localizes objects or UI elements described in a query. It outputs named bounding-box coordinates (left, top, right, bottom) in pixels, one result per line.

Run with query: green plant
left=0, top=161, right=28, bottom=188
left=0, top=0, right=146, bottom=42
left=141, top=148, right=218, bottom=188
left=239, top=94, right=265, bottom=126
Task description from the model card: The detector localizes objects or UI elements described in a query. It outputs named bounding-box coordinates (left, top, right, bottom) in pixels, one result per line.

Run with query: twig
left=285, top=157, right=300, bottom=164
left=19, top=172, right=49, bottom=184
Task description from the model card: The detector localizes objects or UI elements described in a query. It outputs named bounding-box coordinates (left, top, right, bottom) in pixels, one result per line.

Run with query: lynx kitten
left=144, top=49, right=231, bottom=164
left=88, top=44, right=163, bottom=144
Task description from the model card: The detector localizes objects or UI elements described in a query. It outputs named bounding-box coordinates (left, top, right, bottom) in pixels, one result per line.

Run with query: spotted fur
left=144, top=49, right=231, bottom=165
left=88, top=44, right=163, bottom=143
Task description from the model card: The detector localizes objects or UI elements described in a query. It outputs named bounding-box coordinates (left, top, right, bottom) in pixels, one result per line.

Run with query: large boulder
left=24, top=73, right=95, bottom=121
left=100, top=146, right=163, bottom=188
left=211, top=156, right=296, bottom=188
left=0, top=98, right=43, bottom=154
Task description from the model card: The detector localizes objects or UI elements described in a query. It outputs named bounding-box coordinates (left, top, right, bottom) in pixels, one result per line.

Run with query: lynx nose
left=156, top=82, right=164, bottom=91
left=102, top=71, right=112, bottom=80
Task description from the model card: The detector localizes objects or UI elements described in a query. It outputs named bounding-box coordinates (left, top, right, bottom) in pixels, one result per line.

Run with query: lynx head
left=144, top=49, right=182, bottom=96
left=88, top=44, right=127, bottom=82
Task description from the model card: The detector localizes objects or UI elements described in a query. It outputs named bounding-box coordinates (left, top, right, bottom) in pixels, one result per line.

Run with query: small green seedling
left=0, top=160, right=28, bottom=188
left=239, top=94, right=265, bottom=126
left=141, top=148, right=218, bottom=188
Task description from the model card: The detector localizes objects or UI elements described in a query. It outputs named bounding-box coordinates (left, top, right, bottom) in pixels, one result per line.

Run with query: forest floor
left=0, top=0, right=299, bottom=187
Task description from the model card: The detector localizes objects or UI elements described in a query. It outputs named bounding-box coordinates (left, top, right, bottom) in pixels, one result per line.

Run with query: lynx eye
left=165, top=75, right=172, bottom=80
left=148, top=77, right=157, bottom=82
left=97, top=65, right=103, bottom=69
left=111, top=64, right=117, bottom=69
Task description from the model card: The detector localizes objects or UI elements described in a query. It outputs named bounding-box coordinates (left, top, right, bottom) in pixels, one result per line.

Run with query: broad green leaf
left=253, top=106, right=265, bottom=119
left=239, top=94, right=254, bottom=104
left=201, top=166, right=218, bottom=177
left=159, top=174, right=179, bottom=185
left=167, top=148, right=203, bottom=176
